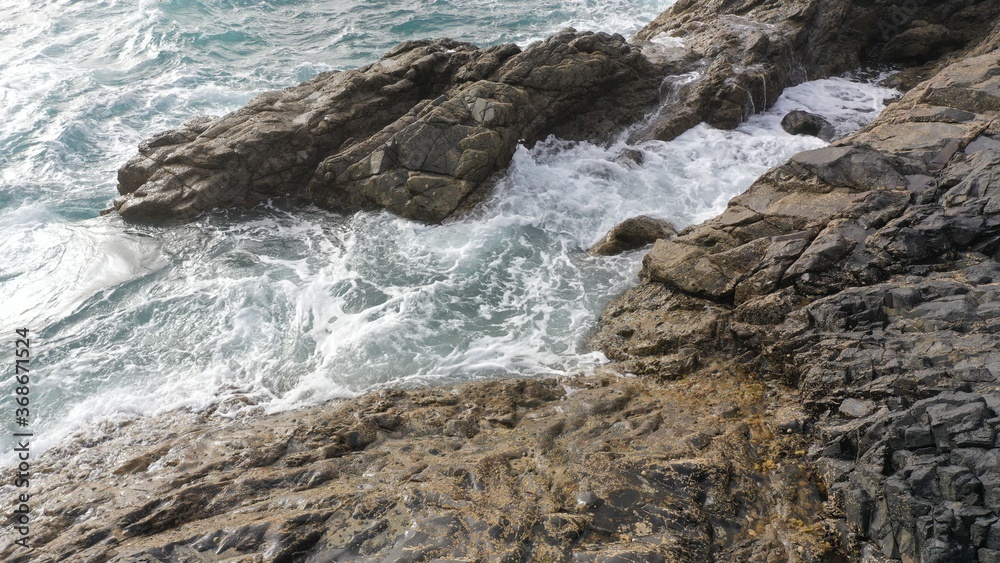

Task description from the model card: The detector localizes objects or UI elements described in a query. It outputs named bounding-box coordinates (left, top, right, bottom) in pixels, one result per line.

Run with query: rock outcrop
left=594, top=30, right=1000, bottom=563
left=113, top=32, right=666, bottom=224
left=113, top=0, right=1000, bottom=225
left=589, top=215, right=677, bottom=256
left=629, top=0, right=1000, bottom=141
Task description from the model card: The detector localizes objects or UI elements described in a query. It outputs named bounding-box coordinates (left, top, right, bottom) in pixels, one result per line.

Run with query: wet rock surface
left=781, top=111, right=836, bottom=142
left=589, top=215, right=677, bottom=256
left=593, top=26, right=1000, bottom=563
left=113, top=31, right=666, bottom=224
left=630, top=0, right=1000, bottom=142
left=0, top=373, right=834, bottom=562
left=32, top=1, right=1000, bottom=562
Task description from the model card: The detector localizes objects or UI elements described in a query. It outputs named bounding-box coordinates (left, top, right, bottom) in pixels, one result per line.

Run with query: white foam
left=0, top=216, right=168, bottom=328
left=0, top=0, right=895, bottom=466
left=758, top=74, right=899, bottom=138
left=649, top=33, right=685, bottom=48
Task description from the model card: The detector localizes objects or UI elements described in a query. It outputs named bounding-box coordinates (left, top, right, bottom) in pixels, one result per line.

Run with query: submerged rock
left=781, top=110, right=836, bottom=141
left=590, top=215, right=676, bottom=256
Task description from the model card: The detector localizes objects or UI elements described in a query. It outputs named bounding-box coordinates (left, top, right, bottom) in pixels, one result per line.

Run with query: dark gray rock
left=786, top=146, right=908, bottom=191
left=58, top=1, right=1000, bottom=562
left=881, top=24, right=964, bottom=64
left=781, top=110, right=836, bottom=141
left=632, top=0, right=1000, bottom=141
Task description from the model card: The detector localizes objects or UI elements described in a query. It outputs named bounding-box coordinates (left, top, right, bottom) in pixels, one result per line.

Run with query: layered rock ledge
left=0, top=373, right=831, bottom=562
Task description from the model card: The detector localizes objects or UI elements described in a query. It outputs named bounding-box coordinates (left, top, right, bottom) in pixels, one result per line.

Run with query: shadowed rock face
left=114, top=31, right=666, bottom=224
left=630, top=0, right=1000, bottom=142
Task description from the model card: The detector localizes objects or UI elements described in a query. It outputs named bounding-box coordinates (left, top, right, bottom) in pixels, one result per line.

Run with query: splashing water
left=0, top=0, right=898, bottom=461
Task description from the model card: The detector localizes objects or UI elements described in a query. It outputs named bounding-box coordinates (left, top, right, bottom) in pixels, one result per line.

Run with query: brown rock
left=589, top=215, right=676, bottom=255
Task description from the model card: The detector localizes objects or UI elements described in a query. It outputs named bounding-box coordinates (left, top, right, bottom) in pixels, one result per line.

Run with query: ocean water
left=0, top=0, right=898, bottom=460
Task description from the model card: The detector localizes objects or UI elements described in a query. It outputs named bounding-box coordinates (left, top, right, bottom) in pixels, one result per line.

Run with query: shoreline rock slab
left=0, top=372, right=835, bottom=562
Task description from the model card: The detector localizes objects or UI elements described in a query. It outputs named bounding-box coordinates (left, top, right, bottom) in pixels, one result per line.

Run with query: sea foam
left=0, top=0, right=901, bottom=464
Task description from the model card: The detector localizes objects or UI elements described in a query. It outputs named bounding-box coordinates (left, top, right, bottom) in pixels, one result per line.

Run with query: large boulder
left=589, top=215, right=676, bottom=256
left=113, top=32, right=667, bottom=224
left=781, top=110, right=836, bottom=141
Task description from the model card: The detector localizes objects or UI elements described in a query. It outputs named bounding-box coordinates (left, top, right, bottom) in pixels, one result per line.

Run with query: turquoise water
left=0, top=0, right=897, bottom=459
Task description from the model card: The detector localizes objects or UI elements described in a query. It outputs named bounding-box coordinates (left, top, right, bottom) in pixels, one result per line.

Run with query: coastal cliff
left=6, top=0, right=1000, bottom=561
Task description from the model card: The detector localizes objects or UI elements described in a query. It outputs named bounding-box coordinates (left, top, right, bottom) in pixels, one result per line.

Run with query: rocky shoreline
left=8, top=0, right=1000, bottom=561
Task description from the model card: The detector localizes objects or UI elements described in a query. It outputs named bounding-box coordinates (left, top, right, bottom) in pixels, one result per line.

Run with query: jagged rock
left=595, top=18, right=1000, bottom=562
left=589, top=215, right=676, bottom=256
left=630, top=0, right=1000, bottom=142
left=114, top=31, right=667, bottom=223
left=114, top=0, right=1000, bottom=224
left=781, top=110, right=836, bottom=141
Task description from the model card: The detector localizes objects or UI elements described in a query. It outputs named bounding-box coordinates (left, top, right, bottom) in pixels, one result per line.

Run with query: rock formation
left=113, top=32, right=666, bottom=224
left=113, top=0, right=1000, bottom=225
left=594, top=24, right=1000, bottom=563
left=7, top=0, right=999, bottom=562
left=629, top=0, right=1000, bottom=141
